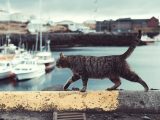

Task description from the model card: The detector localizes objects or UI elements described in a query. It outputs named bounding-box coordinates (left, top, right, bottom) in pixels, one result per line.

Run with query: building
left=132, top=17, right=159, bottom=33
left=132, top=19, right=148, bottom=32
left=55, top=20, right=94, bottom=33
left=147, top=17, right=159, bottom=28
left=113, top=18, right=132, bottom=32
left=10, top=12, right=29, bottom=23
left=27, top=19, right=49, bottom=34
left=0, top=10, right=30, bottom=23
left=0, top=10, right=9, bottom=21
left=96, top=20, right=112, bottom=32
left=83, top=20, right=96, bottom=30
left=96, top=17, right=159, bottom=33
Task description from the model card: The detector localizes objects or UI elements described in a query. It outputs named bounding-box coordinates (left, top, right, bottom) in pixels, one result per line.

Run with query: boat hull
left=16, top=71, right=45, bottom=81
left=13, top=65, right=45, bottom=81
left=37, top=60, right=55, bottom=72
left=35, top=51, right=55, bottom=72
left=0, top=71, right=15, bottom=80
left=45, top=62, right=55, bottom=72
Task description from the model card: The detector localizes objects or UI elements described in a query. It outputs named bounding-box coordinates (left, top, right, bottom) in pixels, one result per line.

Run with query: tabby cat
left=56, top=30, right=149, bottom=92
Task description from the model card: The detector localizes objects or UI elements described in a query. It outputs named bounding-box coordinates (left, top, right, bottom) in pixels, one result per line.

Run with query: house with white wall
left=10, top=12, right=29, bottom=23
left=0, top=10, right=10, bottom=21
left=27, top=19, right=49, bottom=34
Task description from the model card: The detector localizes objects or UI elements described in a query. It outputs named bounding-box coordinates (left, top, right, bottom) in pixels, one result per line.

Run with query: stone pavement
left=0, top=111, right=52, bottom=120
left=0, top=111, right=160, bottom=120
left=0, top=91, right=160, bottom=120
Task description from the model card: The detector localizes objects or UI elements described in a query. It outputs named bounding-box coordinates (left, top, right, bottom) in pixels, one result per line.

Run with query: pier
left=0, top=33, right=148, bottom=50
left=0, top=91, right=160, bottom=119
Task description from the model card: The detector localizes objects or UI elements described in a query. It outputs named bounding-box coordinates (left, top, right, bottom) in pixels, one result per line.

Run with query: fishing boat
left=36, top=51, right=55, bottom=71
left=0, top=35, right=17, bottom=54
left=35, top=33, right=55, bottom=72
left=34, top=0, right=55, bottom=72
left=141, top=35, right=155, bottom=44
left=12, top=59, right=45, bottom=80
left=0, top=61, right=15, bottom=80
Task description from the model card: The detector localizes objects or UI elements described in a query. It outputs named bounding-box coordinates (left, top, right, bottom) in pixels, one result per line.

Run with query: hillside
left=0, top=22, right=28, bottom=34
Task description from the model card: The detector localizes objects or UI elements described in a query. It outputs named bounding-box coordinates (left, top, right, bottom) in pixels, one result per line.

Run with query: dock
left=0, top=33, right=148, bottom=50
left=0, top=91, right=160, bottom=119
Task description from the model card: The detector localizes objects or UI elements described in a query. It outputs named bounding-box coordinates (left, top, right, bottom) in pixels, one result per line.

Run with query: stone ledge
left=0, top=91, right=159, bottom=113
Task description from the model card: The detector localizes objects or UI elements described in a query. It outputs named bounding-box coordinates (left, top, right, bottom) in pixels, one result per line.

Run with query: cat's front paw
left=106, top=88, right=114, bottom=91
left=72, top=87, right=80, bottom=91
left=80, top=87, right=86, bottom=92
left=63, top=89, right=71, bottom=91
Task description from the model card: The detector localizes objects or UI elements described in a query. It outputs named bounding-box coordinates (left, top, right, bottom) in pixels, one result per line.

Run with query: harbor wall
left=0, top=91, right=159, bottom=113
left=0, top=33, right=147, bottom=50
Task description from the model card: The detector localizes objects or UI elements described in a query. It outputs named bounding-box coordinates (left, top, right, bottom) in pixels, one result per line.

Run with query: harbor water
left=0, top=42, right=160, bottom=91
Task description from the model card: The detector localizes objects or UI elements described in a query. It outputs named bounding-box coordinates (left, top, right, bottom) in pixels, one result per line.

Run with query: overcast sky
left=0, top=0, right=160, bottom=22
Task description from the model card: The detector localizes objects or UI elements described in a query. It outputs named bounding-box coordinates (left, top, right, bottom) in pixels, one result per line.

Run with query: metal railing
left=53, top=112, right=86, bottom=120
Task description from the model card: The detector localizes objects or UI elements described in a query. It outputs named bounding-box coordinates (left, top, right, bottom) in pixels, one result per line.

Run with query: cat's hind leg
left=63, top=74, right=80, bottom=91
left=120, top=70, right=149, bottom=92
left=80, top=76, right=88, bottom=92
left=107, top=76, right=121, bottom=91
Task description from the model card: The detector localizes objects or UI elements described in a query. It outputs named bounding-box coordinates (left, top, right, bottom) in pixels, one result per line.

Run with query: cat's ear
left=60, top=52, right=65, bottom=58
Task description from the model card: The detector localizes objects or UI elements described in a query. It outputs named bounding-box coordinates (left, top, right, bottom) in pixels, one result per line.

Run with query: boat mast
left=6, top=0, right=11, bottom=46
left=47, top=40, right=50, bottom=52
left=40, top=24, right=42, bottom=52
left=39, top=0, right=42, bottom=52
left=35, top=31, right=38, bottom=52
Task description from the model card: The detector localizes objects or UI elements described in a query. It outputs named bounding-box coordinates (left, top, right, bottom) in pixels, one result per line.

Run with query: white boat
left=12, top=59, right=45, bottom=80
left=35, top=39, right=55, bottom=71
left=0, top=35, right=17, bottom=54
left=12, top=51, right=33, bottom=65
left=35, top=51, right=55, bottom=71
left=34, top=2, right=56, bottom=72
left=141, top=35, right=154, bottom=43
left=154, top=34, right=160, bottom=41
left=0, top=61, right=15, bottom=80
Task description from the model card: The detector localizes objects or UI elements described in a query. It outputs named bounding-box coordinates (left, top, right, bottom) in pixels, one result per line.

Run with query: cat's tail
left=120, top=30, right=142, bottom=60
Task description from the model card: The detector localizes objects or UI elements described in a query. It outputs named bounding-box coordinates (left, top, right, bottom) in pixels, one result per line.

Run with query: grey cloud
left=0, top=0, right=160, bottom=22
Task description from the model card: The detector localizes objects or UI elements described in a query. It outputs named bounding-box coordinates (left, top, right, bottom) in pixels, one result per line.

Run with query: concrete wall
left=0, top=91, right=159, bottom=113
left=0, top=33, right=147, bottom=50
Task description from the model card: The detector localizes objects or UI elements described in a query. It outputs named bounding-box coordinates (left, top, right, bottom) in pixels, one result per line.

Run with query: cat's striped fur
left=56, top=30, right=149, bottom=92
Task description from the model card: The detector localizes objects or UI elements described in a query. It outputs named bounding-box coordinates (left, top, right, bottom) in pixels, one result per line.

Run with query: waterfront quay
left=0, top=33, right=148, bottom=50
left=0, top=91, right=160, bottom=120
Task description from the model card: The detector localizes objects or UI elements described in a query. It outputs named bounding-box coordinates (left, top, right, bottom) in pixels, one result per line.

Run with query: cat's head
left=56, top=53, right=69, bottom=68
